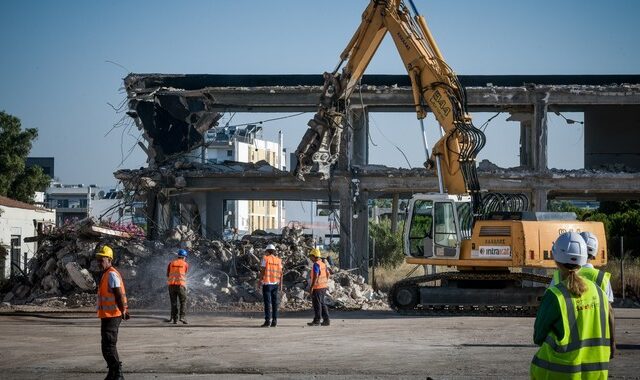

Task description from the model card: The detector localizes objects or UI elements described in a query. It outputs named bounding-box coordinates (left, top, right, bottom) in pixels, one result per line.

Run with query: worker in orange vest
left=166, top=249, right=189, bottom=324
left=307, top=248, right=330, bottom=326
left=95, top=245, right=129, bottom=380
left=258, top=243, right=283, bottom=327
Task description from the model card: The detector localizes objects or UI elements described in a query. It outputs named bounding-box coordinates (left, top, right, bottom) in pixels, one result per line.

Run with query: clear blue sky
left=1, top=0, right=639, bottom=186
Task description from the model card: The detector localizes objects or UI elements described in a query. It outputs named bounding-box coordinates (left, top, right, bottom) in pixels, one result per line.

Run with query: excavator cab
left=404, top=193, right=473, bottom=260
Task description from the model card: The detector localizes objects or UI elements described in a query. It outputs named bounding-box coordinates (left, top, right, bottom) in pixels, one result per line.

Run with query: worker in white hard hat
left=549, top=231, right=614, bottom=304
left=531, top=232, right=613, bottom=379
left=95, top=245, right=129, bottom=380
left=258, top=243, right=283, bottom=327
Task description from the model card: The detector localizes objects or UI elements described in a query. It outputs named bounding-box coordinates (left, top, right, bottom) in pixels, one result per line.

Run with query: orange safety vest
left=167, top=258, right=188, bottom=286
left=262, top=255, right=283, bottom=284
left=311, top=260, right=329, bottom=290
left=97, top=267, right=127, bottom=319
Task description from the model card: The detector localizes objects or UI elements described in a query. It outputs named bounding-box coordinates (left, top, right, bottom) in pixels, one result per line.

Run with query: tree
left=369, top=219, right=405, bottom=268
left=0, top=111, right=50, bottom=203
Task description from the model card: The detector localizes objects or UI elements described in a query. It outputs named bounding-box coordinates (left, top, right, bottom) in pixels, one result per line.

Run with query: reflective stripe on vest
left=96, top=267, right=127, bottom=319
left=311, top=260, right=328, bottom=290
left=167, top=259, right=187, bottom=286
left=531, top=281, right=610, bottom=378
left=262, top=255, right=282, bottom=284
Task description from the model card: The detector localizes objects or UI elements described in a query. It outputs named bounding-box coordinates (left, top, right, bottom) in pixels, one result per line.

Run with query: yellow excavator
left=294, top=0, right=607, bottom=315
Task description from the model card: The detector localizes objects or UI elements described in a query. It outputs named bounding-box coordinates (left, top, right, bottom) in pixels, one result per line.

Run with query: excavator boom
left=294, top=0, right=485, bottom=210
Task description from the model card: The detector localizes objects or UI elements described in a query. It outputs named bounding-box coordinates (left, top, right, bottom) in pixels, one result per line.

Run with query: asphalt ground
left=0, top=308, right=638, bottom=379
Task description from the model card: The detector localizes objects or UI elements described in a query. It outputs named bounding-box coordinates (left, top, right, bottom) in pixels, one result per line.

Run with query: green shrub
left=369, top=219, right=405, bottom=269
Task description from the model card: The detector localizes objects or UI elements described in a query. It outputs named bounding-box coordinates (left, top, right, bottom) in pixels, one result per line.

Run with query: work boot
left=270, top=320, right=277, bottom=327
left=321, top=320, right=330, bottom=326
left=307, top=320, right=320, bottom=326
left=180, top=319, right=188, bottom=325
left=104, top=364, right=115, bottom=380
left=260, top=320, right=270, bottom=327
left=164, top=318, right=174, bottom=323
left=113, top=361, right=124, bottom=380
left=172, top=319, right=177, bottom=325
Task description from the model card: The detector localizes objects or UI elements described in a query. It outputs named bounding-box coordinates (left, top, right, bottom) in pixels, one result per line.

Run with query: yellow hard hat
left=309, top=248, right=322, bottom=258
left=96, top=245, right=114, bottom=260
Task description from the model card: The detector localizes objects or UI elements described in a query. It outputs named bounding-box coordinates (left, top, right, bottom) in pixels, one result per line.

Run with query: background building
left=205, top=125, right=286, bottom=234
left=0, top=196, right=55, bottom=280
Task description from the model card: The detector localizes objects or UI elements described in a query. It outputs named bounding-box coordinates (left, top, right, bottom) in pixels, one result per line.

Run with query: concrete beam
left=141, top=85, right=640, bottom=113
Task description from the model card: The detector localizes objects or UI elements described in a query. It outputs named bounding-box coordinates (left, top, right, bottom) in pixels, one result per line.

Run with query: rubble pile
left=1, top=219, right=387, bottom=311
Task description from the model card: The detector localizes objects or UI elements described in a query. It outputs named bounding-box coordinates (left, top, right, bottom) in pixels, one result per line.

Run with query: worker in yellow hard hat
left=95, top=245, right=130, bottom=379
left=307, top=247, right=330, bottom=327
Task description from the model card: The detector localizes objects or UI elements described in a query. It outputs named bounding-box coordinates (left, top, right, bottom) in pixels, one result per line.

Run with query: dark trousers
left=262, top=284, right=279, bottom=322
left=100, top=317, right=121, bottom=368
left=169, top=285, right=187, bottom=320
left=311, top=288, right=330, bottom=322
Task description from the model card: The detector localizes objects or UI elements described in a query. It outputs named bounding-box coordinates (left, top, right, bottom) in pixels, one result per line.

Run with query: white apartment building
left=205, top=125, right=286, bottom=234
left=0, top=196, right=55, bottom=280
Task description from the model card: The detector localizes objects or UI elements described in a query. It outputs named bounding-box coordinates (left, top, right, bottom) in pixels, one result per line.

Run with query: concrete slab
left=0, top=309, right=637, bottom=379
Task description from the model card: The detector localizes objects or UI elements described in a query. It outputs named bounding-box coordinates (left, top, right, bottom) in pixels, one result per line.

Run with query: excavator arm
left=294, top=0, right=485, bottom=208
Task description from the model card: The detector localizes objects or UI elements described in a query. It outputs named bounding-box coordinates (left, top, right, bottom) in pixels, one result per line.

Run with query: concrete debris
left=0, top=221, right=387, bottom=312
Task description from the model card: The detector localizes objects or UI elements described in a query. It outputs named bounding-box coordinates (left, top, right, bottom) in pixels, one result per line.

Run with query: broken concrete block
left=41, top=275, right=60, bottom=291
left=2, top=292, right=14, bottom=302
left=64, top=262, right=96, bottom=290
left=44, top=257, right=57, bottom=273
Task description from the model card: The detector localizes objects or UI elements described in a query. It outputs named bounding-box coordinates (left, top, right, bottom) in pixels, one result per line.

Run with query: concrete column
left=155, top=191, right=172, bottom=238
left=532, top=92, right=549, bottom=172
left=204, top=193, right=224, bottom=239
left=352, top=189, right=369, bottom=281
left=338, top=184, right=353, bottom=270
left=190, top=193, right=208, bottom=237
left=391, top=194, right=399, bottom=233
left=532, top=189, right=548, bottom=212
left=350, top=106, right=369, bottom=166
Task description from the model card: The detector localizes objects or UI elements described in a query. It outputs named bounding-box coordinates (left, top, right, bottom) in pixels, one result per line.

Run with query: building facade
left=205, top=125, right=286, bottom=234
left=0, top=196, right=55, bottom=280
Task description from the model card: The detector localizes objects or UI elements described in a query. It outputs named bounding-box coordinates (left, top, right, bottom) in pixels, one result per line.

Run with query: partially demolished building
left=119, top=73, right=640, bottom=279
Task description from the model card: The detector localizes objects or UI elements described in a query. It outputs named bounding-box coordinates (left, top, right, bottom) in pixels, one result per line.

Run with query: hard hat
left=96, top=245, right=114, bottom=260
left=265, top=243, right=276, bottom=252
left=178, top=249, right=188, bottom=257
left=579, top=231, right=598, bottom=258
left=309, top=248, right=322, bottom=258
left=552, top=232, right=587, bottom=266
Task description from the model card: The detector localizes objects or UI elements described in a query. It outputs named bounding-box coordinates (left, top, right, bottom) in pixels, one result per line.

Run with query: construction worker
left=96, top=245, right=129, bottom=380
left=166, top=249, right=189, bottom=324
left=307, top=248, right=330, bottom=326
left=549, top=231, right=614, bottom=304
left=258, top=243, right=283, bottom=327
left=531, top=232, right=612, bottom=379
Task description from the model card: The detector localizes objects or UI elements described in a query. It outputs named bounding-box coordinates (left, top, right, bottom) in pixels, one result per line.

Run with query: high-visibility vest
left=167, top=258, right=188, bottom=286
left=311, top=260, right=329, bottom=290
left=552, top=268, right=611, bottom=294
left=97, top=267, right=128, bottom=319
left=262, top=255, right=282, bottom=284
left=530, top=281, right=610, bottom=379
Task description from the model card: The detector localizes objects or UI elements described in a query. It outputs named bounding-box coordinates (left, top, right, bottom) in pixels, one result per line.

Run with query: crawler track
left=388, top=272, right=551, bottom=317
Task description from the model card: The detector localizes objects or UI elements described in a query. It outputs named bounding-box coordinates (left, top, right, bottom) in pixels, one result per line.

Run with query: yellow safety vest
left=530, top=281, right=610, bottom=379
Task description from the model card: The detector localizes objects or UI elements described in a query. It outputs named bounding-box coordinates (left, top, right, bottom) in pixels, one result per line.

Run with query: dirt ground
left=0, top=308, right=638, bottom=379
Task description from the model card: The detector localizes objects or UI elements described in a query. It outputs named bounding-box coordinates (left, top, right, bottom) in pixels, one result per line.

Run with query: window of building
left=10, top=235, right=21, bottom=277
left=227, top=150, right=233, bottom=157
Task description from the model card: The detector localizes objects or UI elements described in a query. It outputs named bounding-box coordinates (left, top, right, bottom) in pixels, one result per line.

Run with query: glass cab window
left=407, top=200, right=433, bottom=256
left=434, top=202, right=458, bottom=248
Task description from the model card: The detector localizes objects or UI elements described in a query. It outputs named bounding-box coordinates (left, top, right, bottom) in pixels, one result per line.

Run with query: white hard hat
left=579, top=231, right=598, bottom=258
left=552, top=232, right=587, bottom=266
left=265, top=243, right=276, bottom=251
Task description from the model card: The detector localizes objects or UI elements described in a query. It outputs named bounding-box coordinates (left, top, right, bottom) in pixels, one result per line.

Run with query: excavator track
left=388, top=272, right=551, bottom=317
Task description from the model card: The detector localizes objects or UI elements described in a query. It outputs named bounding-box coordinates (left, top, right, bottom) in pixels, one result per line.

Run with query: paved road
left=0, top=308, right=638, bottom=379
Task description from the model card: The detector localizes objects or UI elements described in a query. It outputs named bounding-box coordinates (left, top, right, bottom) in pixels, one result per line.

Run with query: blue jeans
left=262, top=284, right=279, bottom=322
